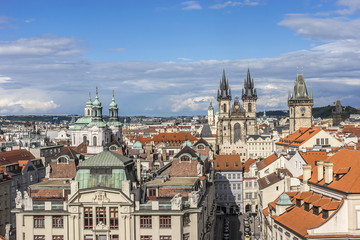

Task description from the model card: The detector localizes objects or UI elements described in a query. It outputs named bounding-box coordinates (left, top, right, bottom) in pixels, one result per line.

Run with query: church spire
left=217, top=69, right=232, bottom=101
left=242, top=68, right=257, bottom=100
left=291, top=71, right=311, bottom=100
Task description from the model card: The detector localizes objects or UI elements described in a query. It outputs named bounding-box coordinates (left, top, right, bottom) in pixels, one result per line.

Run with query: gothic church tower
left=288, top=72, right=314, bottom=134
left=242, top=68, right=258, bottom=135
left=216, top=69, right=232, bottom=145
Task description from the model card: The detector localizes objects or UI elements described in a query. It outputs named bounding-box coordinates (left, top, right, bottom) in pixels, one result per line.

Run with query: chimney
left=303, top=164, right=312, bottom=183
left=324, top=161, right=334, bottom=184
left=317, top=161, right=324, bottom=182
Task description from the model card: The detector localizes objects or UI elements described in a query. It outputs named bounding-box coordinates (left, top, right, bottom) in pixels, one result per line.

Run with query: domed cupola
left=109, top=90, right=120, bottom=124
left=91, top=87, right=103, bottom=121
left=84, top=93, right=93, bottom=117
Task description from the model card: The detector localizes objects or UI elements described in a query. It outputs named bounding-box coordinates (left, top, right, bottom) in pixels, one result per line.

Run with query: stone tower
left=208, top=101, right=214, bottom=126
left=242, top=68, right=258, bottom=135
left=332, top=99, right=346, bottom=126
left=217, top=69, right=232, bottom=145
left=288, top=73, right=314, bottom=134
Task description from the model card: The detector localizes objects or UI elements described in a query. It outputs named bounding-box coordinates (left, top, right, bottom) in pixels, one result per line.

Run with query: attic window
left=225, top=163, right=229, bottom=168
left=322, top=210, right=329, bottom=219
left=181, top=156, right=190, bottom=162
left=235, top=163, right=238, bottom=167
left=216, top=163, right=220, bottom=168
left=304, top=203, right=310, bottom=211
left=313, top=206, right=320, bottom=215
left=198, top=145, right=204, bottom=150
left=296, top=199, right=301, bottom=207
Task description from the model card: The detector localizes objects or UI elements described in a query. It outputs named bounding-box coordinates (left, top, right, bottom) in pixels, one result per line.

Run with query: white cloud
left=278, top=16, right=360, bottom=41
left=106, top=48, right=127, bottom=53
left=0, top=98, right=58, bottom=113
left=177, top=57, right=192, bottom=61
left=209, top=0, right=259, bottom=9
left=181, top=1, right=202, bottom=10
left=0, top=76, right=11, bottom=83
left=337, top=0, right=360, bottom=15
left=171, top=95, right=215, bottom=112
left=0, top=35, right=85, bottom=56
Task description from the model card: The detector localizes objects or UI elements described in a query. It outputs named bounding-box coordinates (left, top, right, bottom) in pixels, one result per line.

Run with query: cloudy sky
left=0, top=0, right=359, bottom=116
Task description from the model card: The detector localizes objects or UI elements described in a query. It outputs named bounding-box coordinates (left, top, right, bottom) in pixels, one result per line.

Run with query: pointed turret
left=242, top=68, right=257, bottom=101
left=109, top=90, right=121, bottom=124
left=217, top=69, right=232, bottom=101
left=91, top=87, right=103, bottom=122
left=291, top=73, right=311, bottom=100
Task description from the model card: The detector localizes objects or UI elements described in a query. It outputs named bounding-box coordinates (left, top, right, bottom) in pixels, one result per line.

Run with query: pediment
left=68, top=188, right=133, bottom=206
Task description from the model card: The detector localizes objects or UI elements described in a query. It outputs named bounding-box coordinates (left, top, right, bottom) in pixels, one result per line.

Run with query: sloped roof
left=174, top=146, right=199, bottom=159
left=193, top=138, right=210, bottom=147
left=299, top=151, right=328, bottom=168
left=277, top=128, right=320, bottom=147
left=307, top=149, right=360, bottom=193
left=55, top=146, right=80, bottom=160
left=213, top=154, right=241, bottom=171
left=79, top=150, right=132, bottom=167
left=0, top=149, right=36, bottom=166
left=200, top=124, right=213, bottom=138
left=257, top=153, right=278, bottom=170
left=242, top=158, right=256, bottom=173
left=258, top=169, right=292, bottom=189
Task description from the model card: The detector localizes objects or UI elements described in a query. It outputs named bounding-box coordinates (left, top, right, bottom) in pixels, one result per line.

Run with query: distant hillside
left=313, top=105, right=360, bottom=119
left=256, top=105, right=360, bottom=119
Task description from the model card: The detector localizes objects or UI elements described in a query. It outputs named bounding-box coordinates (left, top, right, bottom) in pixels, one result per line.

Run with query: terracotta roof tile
left=277, top=128, right=321, bottom=147
left=242, top=158, right=256, bottom=173
left=257, top=153, right=278, bottom=170
left=0, top=149, right=36, bottom=166
left=300, top=151, right=328, bottom=168
left=213, top=154, right=242, bottom=171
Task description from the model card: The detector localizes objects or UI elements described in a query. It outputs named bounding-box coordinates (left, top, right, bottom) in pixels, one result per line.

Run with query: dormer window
left=313, top=206, right=320, bottom=215
left=198, top=145, right=204, bottom=150
left=225, top=163, right=229, bottom=168
left=304, top=203, right=310, bottom=211
left=181, top=156, right=190, bottom=162
left=296, top=199, right=302, bottom=207
left=322, top=210, right=329, bottom=219
left=58, top=157, right=68, bottom=164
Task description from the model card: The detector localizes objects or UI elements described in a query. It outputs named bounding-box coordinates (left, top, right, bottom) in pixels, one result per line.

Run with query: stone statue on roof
left=171, top=193, right=182, bottom=210
left=15, top=190, right=22, bottom=208
left=189, top=190, right=201, bottom=208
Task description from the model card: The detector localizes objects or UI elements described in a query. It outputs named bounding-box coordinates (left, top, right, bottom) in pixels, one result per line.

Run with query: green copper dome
left=133, top=141, right=143, bottom=149
left=85, top=94, right=93, bottom=107
left=109, top=97, right=118, bottom=109
left=208, top=101, right=214, bottom=110
left=93, top=95, right=101, bottom=107
left=276, top=193, right=294, bottom=206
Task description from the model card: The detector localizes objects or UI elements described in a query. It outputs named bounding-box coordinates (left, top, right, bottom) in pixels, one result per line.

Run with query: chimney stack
left=303, top=164, right=312, bottom=183
left=317, top=161, right=324, bottom=182
left=324, top=161, right=334, bottom=184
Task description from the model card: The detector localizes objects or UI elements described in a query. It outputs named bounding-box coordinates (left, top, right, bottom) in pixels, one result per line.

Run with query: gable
left=68, top=188, right=133, bottom=205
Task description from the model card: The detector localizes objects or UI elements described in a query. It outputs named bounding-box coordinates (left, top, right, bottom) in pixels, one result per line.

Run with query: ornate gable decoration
left=93, top=190, right=110, bottom=205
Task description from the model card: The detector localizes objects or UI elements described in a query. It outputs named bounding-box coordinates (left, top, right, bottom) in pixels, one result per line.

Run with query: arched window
left=223, top=104, right=227, bottom=113
left=83, top=136, right=87, bottom=145
left=248, top=103, right=252, bottom=112
left=58, top=157, right=68, bottom=164
left=87, top=109, right=90, bottom=116
left=234, top=123, right=241, bottom=143
left=198, top=145, right=204, bottom=150
left=181, top=155, right=190, bottom=162
left=93, top=136, right=97, bottom=146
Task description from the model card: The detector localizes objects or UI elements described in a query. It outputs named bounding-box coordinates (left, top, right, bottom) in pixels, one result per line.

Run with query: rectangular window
left=237, top=173, right=241, bottom=179
left=321, top=138, right=324, bottom=145
left=316, top=138, right=320, bottom=145
left=169, top=150, right=174, bottom=156
left=357, top=211, right=360, bottom=228
left=52, top=236, right=64, bottom=240
left=183, top=233, right=190, bottom=240
left=160, top=236, right=172, bottom=240
left=110, top=207, right=118, bottom=229
left=249, top=182, right=252, bottom=188
left=52, top=216, right=64, bottom=228
left=140, top=236, right=152, bottom=240
left=111, top=235, right=119, bottom=240
left=140, top=216, right=152, bottom=228
left=160, top=215, right=171, bottom=228
left=84, top=207, right=93, bottom=229
left=96, top=207, right=106, bottom=225
left=34, top=216, right=45, bottom=228
left=183, top=214, right=190, bottom=226
left=325, top=138, right=329, bottom=145
left=228, top=173, right=231, bottom=179
left=34, top=236, right=45, bottom=240
left=233, top=174, right=236, bottom=179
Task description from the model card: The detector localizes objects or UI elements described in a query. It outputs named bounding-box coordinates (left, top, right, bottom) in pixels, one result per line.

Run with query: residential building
left=276, top=127, right=343, bottom=151
left=257, top=153, right=287, bottom=178
left=213, top=154, right=243, bottom=214
left=0, top=170, right=11, bottom=237
left=262, top=149, right=360, bottom=239
left=242, top=158, right=259, bottom=213
left=247, top=135, right=275, bottom=159
left=285, top=151, right=328, bottom=177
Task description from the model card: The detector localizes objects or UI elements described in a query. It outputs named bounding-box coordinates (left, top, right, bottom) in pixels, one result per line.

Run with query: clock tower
left=288, top=72, right=313, bottom=134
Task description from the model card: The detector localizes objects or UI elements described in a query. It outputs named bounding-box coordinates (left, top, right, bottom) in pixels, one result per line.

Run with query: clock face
left=300, top=107, right=306, bottom=114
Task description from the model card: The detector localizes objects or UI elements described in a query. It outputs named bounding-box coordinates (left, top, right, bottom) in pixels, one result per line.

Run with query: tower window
left=248, top=103, right=252, bottom=112
left=223, top=104, right=227, bottom=113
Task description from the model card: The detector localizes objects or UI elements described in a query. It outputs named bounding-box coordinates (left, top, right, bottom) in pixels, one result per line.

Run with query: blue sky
left=0, top=0, right=359, bottom=115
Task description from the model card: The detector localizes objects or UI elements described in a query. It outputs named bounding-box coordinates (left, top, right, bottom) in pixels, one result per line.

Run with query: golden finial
left=96, top=86, right=98, bottom=96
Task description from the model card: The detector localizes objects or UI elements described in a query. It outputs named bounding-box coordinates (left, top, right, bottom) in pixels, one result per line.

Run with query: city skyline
left=0, top=0, right=359, bottom=115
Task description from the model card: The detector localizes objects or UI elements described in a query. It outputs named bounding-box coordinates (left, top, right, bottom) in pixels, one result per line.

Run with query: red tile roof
left=213, top=154, right=242, bottom=171
left=257, top=153, right=278, bottom=170
left=0, top=149, right=36, bottom=166
left=277, top=128, right=320, bottom=147
left=307, top=149, right=360, bottom=193
left=242, top=158, right=256, bottom=173
left=299, top=151, right=328, bottom=168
